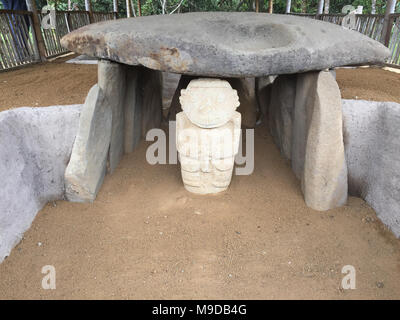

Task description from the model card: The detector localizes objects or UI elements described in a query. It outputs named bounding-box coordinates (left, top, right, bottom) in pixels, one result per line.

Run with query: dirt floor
left=0, top=54, right=97, bottom=112
left=0, top=59, right=400, bottom=299
left=336, top=67, right=400, bottom=103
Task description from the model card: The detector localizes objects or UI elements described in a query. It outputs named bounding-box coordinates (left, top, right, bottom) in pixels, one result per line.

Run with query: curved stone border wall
left=0, top=106, right=81, bottom=262
left=343, top=99, right=400, bottom=237
left=1, top=95, right=399, bottom=263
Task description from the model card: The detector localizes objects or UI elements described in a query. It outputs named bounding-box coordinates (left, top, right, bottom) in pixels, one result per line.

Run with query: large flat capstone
left=61, top=12, right=390, bottom=77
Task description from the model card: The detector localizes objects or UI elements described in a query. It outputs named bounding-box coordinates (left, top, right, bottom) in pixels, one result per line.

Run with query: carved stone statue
left=176, top=79, right=241, bottom=194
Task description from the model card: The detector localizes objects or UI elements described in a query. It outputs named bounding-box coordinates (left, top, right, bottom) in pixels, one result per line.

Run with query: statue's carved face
left=180, top=79, right=240, bottom=128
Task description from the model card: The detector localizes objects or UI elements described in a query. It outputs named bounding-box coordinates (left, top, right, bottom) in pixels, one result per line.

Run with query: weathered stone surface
left=177, top=112, right=241, bottom=194
left=0, top=105, right=81, bottom=263
left=141, top=69, right=163, bottom=138
left=65, top=85, right=112, bottom=202
left=98, top=60, right=126, bottom=173
left=168, top=75, right=258, bottom=127
left=168, top=75, right=207, bottom=121
left=179, top=78, right=240, bottom=128
left=162, top=72, right=181, bottom=111
left=267, top=71, right=347, bottom=211
left=268, top=74, right=297, bottom=161
left=291, top=72, right=316, bottom=180
left=124, top=66, right=142, bottom=153
left=61, top=12, right=389, bottom=77
left=229, top=78, right=258, bottom=128
left=342, top=99, right=400, bottom=237
left=296, top=71, right=348, bottom=211
left=256, top=75, right=276, bottom=119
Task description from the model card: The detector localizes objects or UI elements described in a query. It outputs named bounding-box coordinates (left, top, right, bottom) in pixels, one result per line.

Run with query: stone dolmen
left=60, top=12, right=389, bottom=210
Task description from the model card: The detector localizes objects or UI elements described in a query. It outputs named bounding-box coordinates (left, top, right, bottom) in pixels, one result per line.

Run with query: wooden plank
left=4, top=13, right=23, bottom=65
left=25, top=0, right=47, bottom=61
left=26, top=13, right=41, bottom=61
left=0, top=14, right=17, bottom=67
left=19, top=13, right=35, bottom=59
left=12, top=14, right=30, bottom=61
left=0, top=9, right=32, bottom=15
left=0, top=29, right=12, bottom=69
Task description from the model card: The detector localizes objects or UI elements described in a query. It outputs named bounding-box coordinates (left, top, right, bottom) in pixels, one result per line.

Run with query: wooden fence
left=1, top=10, right=400, bottom=71
left=0, top=10, right=38, bottom=70
left=92, top=11, right=116, bottom=23
left=0, top=9, right=115, bottom=70
left=388, top=14, right=400, bottom=65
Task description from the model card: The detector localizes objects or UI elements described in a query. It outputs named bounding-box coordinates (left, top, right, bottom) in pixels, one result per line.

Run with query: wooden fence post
left=384, top=14, right=395, bottom=47
left=324, top=0, right=330, bottom=14
left=137, top=0, right=142, bottom=16
left=65, top=12, right=73, bottom=32
left=126, top=0, right=132, bottom=17
left=113, top=0, right=119, bottom=19
left=25, top=0, right=47, bottom=61
left=285, top=0, right=291, bottom=13
left=381, top=0, right=397, bottom=46
left=85, top=0, right=94, bottom=23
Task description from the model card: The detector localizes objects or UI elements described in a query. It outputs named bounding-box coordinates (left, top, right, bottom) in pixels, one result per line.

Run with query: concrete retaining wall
left=0, top=98, right=399, bottom=263
left=343, top=99, right=400, bottom=237
left=0, top=106, right=81, bottom=262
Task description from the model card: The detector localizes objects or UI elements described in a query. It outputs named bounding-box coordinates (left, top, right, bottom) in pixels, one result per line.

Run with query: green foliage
left=327, top=0, right=390, bottom=14
left=0, top=0, right=398, bottom=14
left=138, top=0, right=400, bottom=15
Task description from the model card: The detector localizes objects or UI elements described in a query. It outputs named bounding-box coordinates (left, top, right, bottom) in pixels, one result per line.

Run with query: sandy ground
left=0, top=60, right=400, bottom=299
left=336, top=67, right=400, bottom=103
left=0, top=54, right=97, bottom=112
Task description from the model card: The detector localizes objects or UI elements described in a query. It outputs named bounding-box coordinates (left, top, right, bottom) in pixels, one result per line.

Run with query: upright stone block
left=268, top=74, right=297, bottom=160
left=294, top=71, right=348, bottom=211
left=256, top=75, right=276, bottom=120
left=124, top=66, right=142, bottom=153
left=141, top=69, right=163, bottom=138
left=98, top=60, right=126, bottom=173
left=65, top=85, right=112, bottom=202
left=228, top=78, right=258, bottom=128
left=267, top=71, right=347, bottom=211
left=162, top=72, right=181, bottom=111
left=291, top=73, right=316, bottom=180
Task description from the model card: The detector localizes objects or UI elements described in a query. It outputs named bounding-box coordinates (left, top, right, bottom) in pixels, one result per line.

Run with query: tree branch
left=169, top=0, right=185, bottom=14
